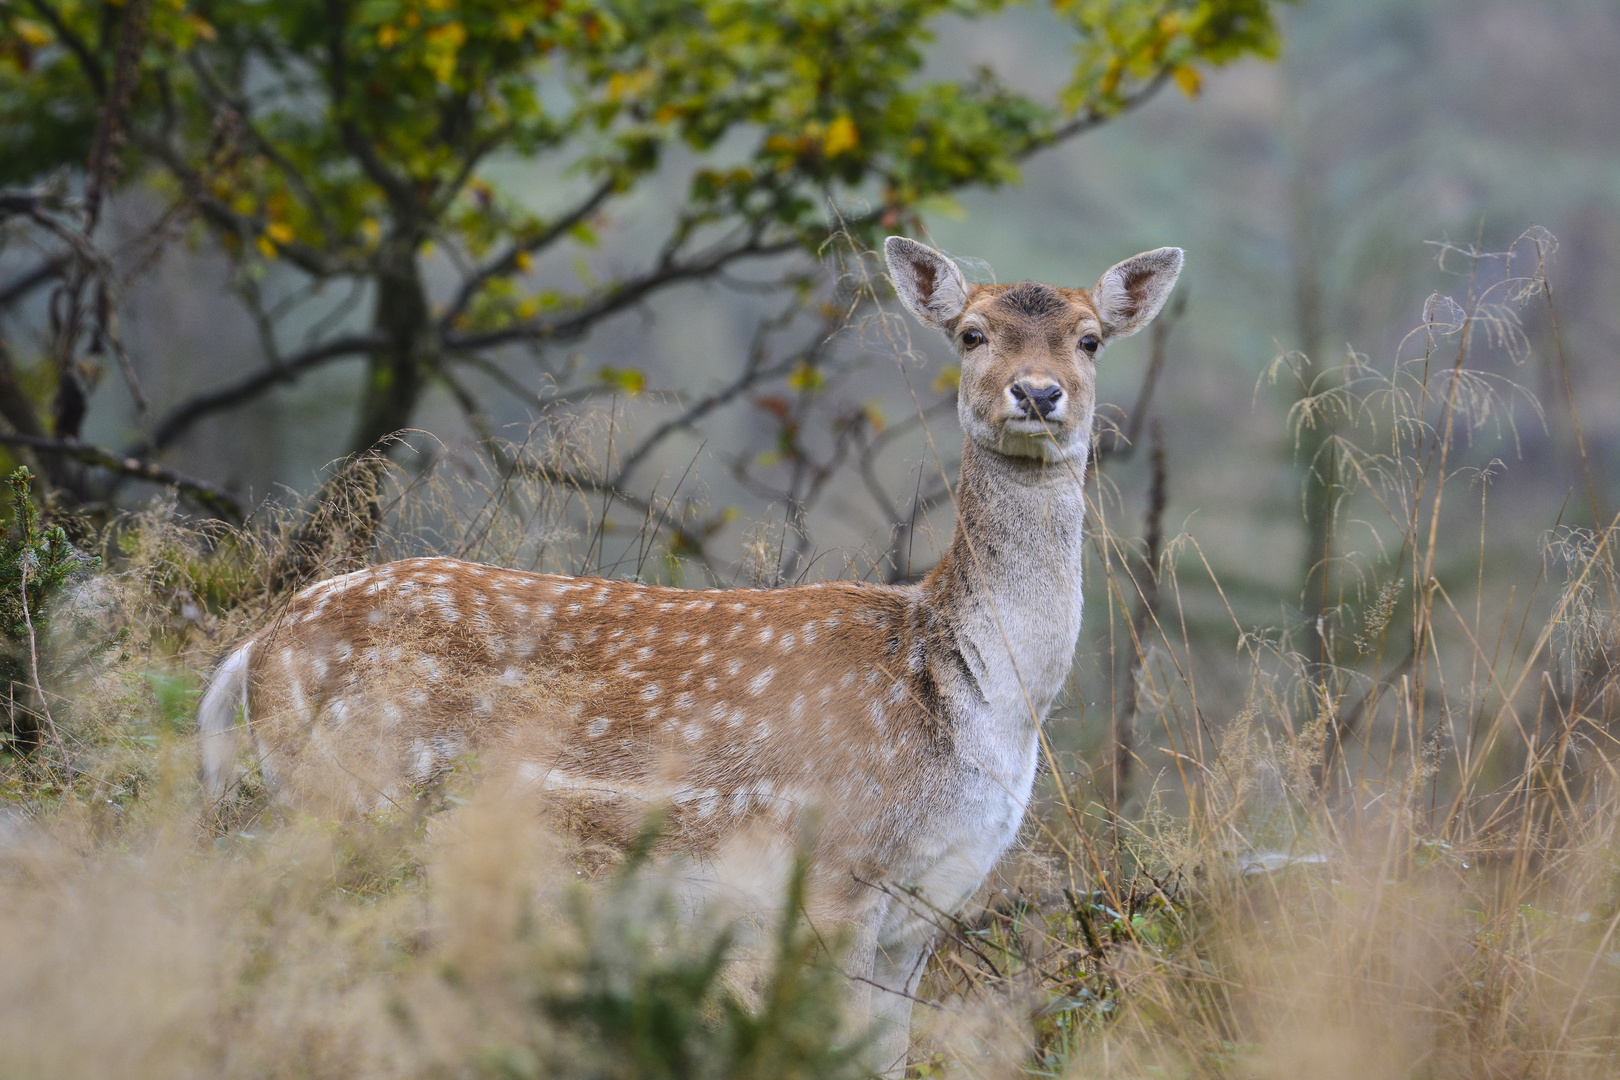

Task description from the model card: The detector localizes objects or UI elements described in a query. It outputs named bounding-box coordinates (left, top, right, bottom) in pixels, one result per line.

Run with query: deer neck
left=923, top=436, right=1089, bottom=729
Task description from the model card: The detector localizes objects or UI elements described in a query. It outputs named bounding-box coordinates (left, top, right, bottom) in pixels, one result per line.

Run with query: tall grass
left=0, top=228, right=1616, bottom=1079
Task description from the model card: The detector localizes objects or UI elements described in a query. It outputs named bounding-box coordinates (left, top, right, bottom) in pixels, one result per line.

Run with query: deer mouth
left=992, top=418, right=1083, bottom=461
left=1000, top=415, right=1067, bottom=437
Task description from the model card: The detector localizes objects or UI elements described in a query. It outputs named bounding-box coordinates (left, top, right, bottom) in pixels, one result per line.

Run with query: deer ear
left=885, top=236, right=969, bottom=330
left=1091, top=247, right=1184, bottom=339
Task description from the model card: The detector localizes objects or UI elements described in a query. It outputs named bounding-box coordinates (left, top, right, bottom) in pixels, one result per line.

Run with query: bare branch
left=1095, top=290, right=1186, bottom=466
left=0, top=433, right=244, bottom=519
left=444, top=230, right=803, bottom=353
left=141, top=333, right=381, bottom=453
left=0, top=256, right=68, bottom=309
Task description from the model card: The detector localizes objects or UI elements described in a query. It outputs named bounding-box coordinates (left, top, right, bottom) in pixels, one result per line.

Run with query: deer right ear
left=885, top=236, right=969, bottom=330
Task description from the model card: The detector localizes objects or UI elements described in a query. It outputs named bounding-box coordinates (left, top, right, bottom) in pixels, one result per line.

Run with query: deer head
left=885, top=236, right=1183, bottom=464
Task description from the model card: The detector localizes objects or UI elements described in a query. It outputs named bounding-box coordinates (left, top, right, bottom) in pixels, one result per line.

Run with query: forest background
left=2, top=0, right=1620, bottom=1077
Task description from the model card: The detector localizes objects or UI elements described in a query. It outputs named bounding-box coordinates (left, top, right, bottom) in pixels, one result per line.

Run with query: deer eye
left=960, top=327, right=986, bottom=350
left=1079, top=333, right=1101, bottom=355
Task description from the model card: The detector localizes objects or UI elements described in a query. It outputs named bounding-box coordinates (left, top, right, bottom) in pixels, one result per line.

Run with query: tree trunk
left=350, top=239, right=434, bottom=456
left=1285, top=89, right=1336, bottom=678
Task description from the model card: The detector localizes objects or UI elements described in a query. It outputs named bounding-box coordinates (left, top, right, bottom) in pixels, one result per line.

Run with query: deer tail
left=197, top=641, right=255, bottom=802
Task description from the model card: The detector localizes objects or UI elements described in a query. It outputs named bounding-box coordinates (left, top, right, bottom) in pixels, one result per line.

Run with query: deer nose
left=1010, top=381, right=1062, bottom=419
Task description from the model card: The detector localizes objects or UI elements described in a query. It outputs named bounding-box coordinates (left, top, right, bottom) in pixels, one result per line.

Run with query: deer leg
left=866, top=930, right=931, bottom=1079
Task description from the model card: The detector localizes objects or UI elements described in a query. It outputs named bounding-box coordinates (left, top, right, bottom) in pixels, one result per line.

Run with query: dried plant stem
left=19, top=563, right=66, bottom=773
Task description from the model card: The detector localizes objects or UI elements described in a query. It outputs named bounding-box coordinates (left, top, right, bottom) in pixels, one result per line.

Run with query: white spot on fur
left=748, top=668, right=775, bottom=695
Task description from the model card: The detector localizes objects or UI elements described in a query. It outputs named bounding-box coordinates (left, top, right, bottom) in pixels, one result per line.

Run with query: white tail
left=197, top=237, right=1182, bottom=1075
left=197, top=642, right=254, bottom=802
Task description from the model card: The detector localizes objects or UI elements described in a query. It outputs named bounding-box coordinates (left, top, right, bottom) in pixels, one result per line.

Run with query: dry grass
left=0, top=228, right=1616, bottom=1079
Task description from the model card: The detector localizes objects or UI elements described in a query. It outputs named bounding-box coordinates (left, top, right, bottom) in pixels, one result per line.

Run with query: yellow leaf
left=189, top=15, right=217, bottom=41
left=1100, top=56, right=1123, bottom=97
left=15, top=19, right=52, bottom=46
left=256, top=235, right=278, bottom=259
left=377, top=24, right=397, bottom=48
left=512, top=250, right=533, bottom=272
left=653, top=103, right=681, bottom=124
left=823, top=115, right=859, bottom=158
left=264, top=221, right=295, bottom=245
left=862, top=399, right=886, bottom=433
left=361, top=218, right=381, bottom=243
left=429, top=19, right=467, bottom=45
left=787, top=361, right=825, bottom=394
left=931, top=365, right=960, bottom=393
left=598, top=367, right=645, bottom=395
left=1172, top=65, right=1203, bottom=99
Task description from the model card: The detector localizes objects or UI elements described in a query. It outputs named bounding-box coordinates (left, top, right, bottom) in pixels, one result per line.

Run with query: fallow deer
left=196, top=236, right=1183, bottom=1075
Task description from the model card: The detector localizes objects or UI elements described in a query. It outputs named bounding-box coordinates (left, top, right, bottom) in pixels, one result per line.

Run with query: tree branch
left=0, top=256, right=68, bottom=309
left=182, top=54, right=336, bottom=238
left=323, top=0, right=416, bottom=214
left=135, top=132, right=352, bottom=279
left=606, top=303, right=819, bottom=490
left=438, top=177, right=616, bottom=333
left=24, top=0, right=105, bottom=96
left=1095, top=290, right=1185, bottom=465
left=444, top=230, right=802, bottom=353
left=140, top=333, right=381, bottom=453
left=0, top=433, right=243, bottom=519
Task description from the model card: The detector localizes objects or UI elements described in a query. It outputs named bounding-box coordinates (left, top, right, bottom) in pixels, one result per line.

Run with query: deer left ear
left=1091, top=247, right=1184, bottom=339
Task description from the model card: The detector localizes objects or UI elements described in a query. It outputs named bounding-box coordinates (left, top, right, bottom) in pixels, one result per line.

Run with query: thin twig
left=19, top=562, right=67, bottom=772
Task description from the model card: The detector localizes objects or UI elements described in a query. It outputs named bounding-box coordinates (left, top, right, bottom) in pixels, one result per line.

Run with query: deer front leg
left=867, top=929, right=932, bottom=1078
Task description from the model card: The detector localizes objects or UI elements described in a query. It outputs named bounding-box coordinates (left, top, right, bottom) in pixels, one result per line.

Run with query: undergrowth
left=0, top=228, right=1616, bottom=1079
